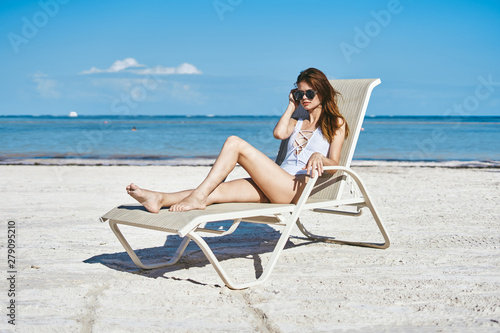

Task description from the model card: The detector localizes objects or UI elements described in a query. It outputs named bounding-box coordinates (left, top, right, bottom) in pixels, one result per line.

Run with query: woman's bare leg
left=170, top=136, right=303, bottom=212
left=127, top=178, right=267, bottom=213
left=126, top=184, right=192, bottom=213
left=206, top=178, right=269, bottom=205
left=128, top=136, right=306, bottom=213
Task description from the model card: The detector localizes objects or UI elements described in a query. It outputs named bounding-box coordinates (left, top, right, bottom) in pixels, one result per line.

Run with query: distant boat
left=69, top=111, right=78, bottom=117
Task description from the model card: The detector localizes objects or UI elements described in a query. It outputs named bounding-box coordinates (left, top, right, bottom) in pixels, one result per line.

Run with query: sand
left=1, top=164, right=499, bottom=332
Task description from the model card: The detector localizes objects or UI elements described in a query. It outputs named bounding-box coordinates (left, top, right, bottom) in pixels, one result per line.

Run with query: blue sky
left=1, top=0, right=499, bottom=116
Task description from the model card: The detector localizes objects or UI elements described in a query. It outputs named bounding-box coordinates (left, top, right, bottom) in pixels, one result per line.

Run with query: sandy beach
left=1, top=164, right=499, bottom=332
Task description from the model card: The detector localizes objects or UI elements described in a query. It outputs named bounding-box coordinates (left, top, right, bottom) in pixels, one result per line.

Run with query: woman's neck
left=308, top=105, right=322, bottom=127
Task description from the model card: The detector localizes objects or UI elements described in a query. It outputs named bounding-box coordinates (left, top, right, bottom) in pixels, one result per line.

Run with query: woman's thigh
left=207, top=178, right=269, bottom=205
left=235, top=139, right=308, bottom=204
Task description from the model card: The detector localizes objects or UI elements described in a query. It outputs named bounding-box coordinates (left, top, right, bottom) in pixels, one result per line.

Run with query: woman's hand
left=304, top=152, right=324, bottom=178
left=289, top=89, right=299, bottom=109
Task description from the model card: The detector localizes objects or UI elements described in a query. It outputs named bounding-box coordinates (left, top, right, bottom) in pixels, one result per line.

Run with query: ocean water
left=1, top=115, right=499, bottom=165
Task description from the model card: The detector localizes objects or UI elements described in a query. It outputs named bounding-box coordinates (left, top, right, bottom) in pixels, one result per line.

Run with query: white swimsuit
left=280, top=119, right=330, bottom=176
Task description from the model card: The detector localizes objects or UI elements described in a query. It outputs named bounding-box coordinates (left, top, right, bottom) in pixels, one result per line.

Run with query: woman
left=127, top=68, right=349, bottom=212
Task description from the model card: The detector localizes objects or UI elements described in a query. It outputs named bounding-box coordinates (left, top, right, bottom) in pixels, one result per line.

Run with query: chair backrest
left=275, top=78, right=381, bottom=201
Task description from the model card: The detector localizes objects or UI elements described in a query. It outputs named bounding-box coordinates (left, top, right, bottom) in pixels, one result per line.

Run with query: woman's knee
left=224, top=135, right=248, bottom=150
left=225, top=135, right=244, bottom=145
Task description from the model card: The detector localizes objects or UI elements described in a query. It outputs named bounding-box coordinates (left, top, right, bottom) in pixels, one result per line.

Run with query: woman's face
left=297, top=81, right=321, bottom=112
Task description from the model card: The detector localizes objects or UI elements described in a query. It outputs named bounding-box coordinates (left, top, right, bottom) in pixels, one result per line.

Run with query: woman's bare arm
left=326, top=120, right=346, bottom=166
left=273, top=90, right=299, bottom=140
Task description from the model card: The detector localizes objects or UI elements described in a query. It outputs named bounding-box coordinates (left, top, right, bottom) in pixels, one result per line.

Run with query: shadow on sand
left=84, top=221, right=314, bottom=287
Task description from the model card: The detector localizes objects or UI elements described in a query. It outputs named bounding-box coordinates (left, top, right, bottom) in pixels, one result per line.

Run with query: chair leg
left=186, top=214, right=299, bottom=290
left=108, top=172, right=319, bottom=288
left=298, top=166, right=391, bottom=249
left=296, top=200, right=390, bottom=249
left=109, top=220, right=191, bottom=269
left=110, top=217, right=295, bottom=289
left=297, top=198, right=391, bottom=249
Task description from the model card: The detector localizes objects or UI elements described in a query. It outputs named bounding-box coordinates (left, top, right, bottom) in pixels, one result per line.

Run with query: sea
left=1, top=115, right=499, bottom=167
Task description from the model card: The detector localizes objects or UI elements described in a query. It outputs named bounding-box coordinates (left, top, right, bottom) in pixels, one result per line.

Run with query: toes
left=170, top=204, right=185, bottom=212
left=126, top=183, right=137, bottom=192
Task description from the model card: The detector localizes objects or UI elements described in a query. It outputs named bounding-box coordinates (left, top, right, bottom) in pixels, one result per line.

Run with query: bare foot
left=126, top=183, right=163, bottom=213
left=169, top=191, right=207, bottom=212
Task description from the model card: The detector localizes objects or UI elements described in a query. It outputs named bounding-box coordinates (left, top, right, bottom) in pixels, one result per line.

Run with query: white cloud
left=80, top=57, right=145, bottom=74
left=79, top=58, right=202, bottom=76
left=109, top=58, right=145, bottom=72
left=32, top=71, right=60, bottom=98
left=80, top=67, right=101, bottom=75
left=131, top=63, right=202, bottom=75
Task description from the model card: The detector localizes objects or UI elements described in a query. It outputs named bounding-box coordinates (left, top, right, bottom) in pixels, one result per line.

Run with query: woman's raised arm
left=273, top=89, right=299, bottom=140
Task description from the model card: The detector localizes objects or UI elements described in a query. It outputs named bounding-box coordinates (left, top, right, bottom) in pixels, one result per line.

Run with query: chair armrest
left=321, top=166, right=375, bottom=206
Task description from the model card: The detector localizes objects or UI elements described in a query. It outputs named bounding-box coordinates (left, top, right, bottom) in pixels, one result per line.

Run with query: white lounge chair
left=100, top=78, right=390, bottom=289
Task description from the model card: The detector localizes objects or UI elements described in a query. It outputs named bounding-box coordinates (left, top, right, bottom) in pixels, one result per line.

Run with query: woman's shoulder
left=294, top=118, right=311, bottom=127
left=289, top=117, right=301, bottom=128
left=336, top=116, right=346, bottom=127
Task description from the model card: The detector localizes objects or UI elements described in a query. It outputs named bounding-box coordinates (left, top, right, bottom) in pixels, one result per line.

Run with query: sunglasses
left=293, top=89, right=317, bottom=101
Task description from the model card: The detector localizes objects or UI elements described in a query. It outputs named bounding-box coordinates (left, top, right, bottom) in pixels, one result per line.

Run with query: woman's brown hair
left=295, top=68, right=349, bottom=142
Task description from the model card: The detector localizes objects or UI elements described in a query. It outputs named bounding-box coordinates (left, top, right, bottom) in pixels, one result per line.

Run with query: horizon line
left=1, top=114, right=499, bottom=118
